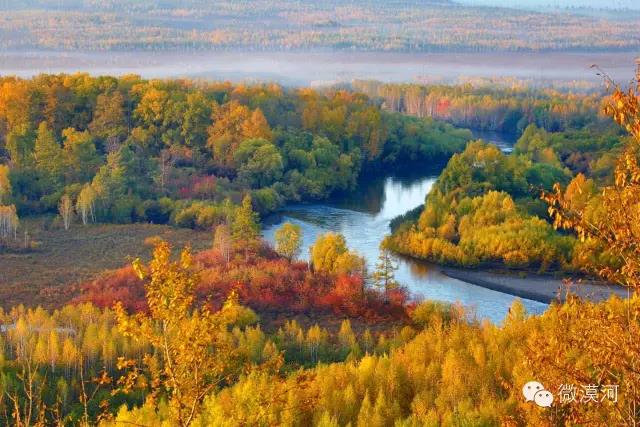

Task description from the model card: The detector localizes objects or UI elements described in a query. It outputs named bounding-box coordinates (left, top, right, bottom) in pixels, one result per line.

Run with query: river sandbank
left=441, top=268, right=629, bottom=304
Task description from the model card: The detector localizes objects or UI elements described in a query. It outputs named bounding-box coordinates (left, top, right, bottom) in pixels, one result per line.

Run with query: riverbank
left=441, top=267, right=629, bottom=304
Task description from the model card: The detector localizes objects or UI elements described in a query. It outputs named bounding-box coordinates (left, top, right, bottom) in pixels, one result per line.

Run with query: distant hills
left=0, top=0, right=638, bottom=52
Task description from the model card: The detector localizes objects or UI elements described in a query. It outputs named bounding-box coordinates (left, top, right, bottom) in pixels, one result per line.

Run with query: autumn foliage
left=76, top=242, right=407, bottom=322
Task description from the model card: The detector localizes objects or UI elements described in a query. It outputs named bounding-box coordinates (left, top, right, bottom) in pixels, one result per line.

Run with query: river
left=262, top=131, right=548, bottom=323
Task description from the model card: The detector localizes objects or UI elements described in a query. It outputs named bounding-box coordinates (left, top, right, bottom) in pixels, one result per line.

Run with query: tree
left=233, top=138, right=284, bottom=188
left=182, top=92, right=211, bottom=150
left=207, top=102, right=272, bottom=168
left=213, top=223, right=232, bottom=265
left=274, top=222, right=302, bottom=261
left=0, top=164, right=11, bottom=204
left=371, top=248, right=399, bottom=300
left=310, top=232, right=364, bottom=275
left=0, top=204, right=18, bottom=240
left=62, top=128, right=99, bottom=183
left=58, top=194, right=73, bottom=230
left=537, top=69, right=640, bottom=425
left=6, top=124, right=35, bottom=168
left=310, top=232, right=348, bottom=272
left=231, top=195, right=260, bottom=256
left=89, top=90, right=127, bottom=151
left=33, top=122, right=64, bottom=190
left=114, top=241, right=258, bottom=427
left=76, top=184, right=97, bottom=225
left=242, top=108, right=272, bottom=141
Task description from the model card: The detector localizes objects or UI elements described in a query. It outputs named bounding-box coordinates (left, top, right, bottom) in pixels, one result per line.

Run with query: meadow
left=0, top=221, right=210, bottom=309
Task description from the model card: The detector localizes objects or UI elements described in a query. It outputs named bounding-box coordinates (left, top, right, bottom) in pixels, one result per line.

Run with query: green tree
left=182, top=92, right=211, bottom=150
left=371, top=248, right=399, bottom=300
left=6, top=124, right=35, bottom=168
left=62, top=128, right=99, bottom=183
left=234, top=138, right=284, bottom=188
left=274, top=222, right=302, bottom=260
left=33, top=122, right=64, bottom=190
left=231, top=195, right=260, bottom=256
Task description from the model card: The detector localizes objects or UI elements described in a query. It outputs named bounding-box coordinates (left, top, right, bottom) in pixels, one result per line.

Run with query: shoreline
left=441, top=267, right=629, bottom=304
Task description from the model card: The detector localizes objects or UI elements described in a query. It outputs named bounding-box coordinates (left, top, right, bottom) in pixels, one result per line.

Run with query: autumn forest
left=2, top=1, right=640, bottom=426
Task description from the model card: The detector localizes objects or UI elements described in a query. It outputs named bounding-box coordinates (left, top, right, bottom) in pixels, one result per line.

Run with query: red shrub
left=72, top=266, right=147, bottom=313
left=76, top=244, right=410, bottom=322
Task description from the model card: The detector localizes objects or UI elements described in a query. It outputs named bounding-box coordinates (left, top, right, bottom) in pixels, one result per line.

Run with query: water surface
left=263, top=133, right=548, bottom=323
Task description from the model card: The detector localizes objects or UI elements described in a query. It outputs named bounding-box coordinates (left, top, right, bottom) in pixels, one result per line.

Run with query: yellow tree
left=0, top=164, right=10, bottom=204
left=274, top=222, right=302, bottom=261
left=536, top=68, right=640, bottom=425
left=76, top=184, right=97, bottom=225
left=114, top=241, right=257, bottom=426
left=310, top=232, right=365, bottom=275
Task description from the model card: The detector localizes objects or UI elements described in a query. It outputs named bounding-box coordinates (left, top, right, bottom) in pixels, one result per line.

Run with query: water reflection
left=471, top=129, right=518, bottom=153
left=263, top=169, right=548, bottom=323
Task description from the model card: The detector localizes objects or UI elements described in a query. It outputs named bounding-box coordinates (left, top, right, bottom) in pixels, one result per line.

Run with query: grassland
left=0, top=220, right=211, bottom=310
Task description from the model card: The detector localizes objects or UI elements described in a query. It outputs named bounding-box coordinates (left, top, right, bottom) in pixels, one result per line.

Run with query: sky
left=457, top=0, right=640, bottom=10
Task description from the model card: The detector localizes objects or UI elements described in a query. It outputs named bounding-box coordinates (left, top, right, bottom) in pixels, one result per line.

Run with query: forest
left=0, top=67, right=640, bottom=426
left=386, top=122, right=625, bottom=270
left=1, top=1, right=640, bottom=52
left=352, top=80, right=608, bottom=134
left=0, top=74, right=470, bottom=232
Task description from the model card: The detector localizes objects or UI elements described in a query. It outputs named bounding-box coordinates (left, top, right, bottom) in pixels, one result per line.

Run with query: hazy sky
left=458, top=0, right=640, bottom=10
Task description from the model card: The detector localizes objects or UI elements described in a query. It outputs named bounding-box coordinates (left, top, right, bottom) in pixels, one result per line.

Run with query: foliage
left=388, top=139, right=576, bottom=270
left=354, top=80, right=610, bottom=134
left=274, top=222, right=302, bottom=261
left=231, top=195, right=260, bottom=256
left=544, top=73, right=640, bottom=289
left=310, top=232, right=365, bottom=276
left=112, top=241, right=261, bottom=426
left=0, top=74, right=470, bottom=227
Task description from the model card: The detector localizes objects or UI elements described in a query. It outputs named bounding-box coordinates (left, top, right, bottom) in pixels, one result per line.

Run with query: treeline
left=1, top=1, right=640, bottom=52
left=352, top=80, right=609, bottom=134
left=0, top=74, right=470, bottom=239
left=386, top=123, right=624, bottom=271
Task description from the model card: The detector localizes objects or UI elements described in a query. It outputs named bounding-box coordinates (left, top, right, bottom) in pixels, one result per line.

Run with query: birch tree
left=58, top=194, right=74, bottom=231
left=0, top=204, right=19, bottom=240
left=76, top=184, right=97, bottom=225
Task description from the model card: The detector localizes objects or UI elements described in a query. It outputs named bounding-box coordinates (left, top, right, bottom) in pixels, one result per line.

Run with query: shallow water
left=263, top=133, right=548, bottom=323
